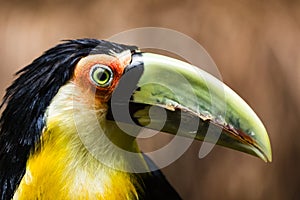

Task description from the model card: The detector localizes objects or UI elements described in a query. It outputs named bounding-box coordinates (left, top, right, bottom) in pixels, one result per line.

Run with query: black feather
left=0, top=39, right=137, bottom=199
left=138, top=154, right=182, bottom=200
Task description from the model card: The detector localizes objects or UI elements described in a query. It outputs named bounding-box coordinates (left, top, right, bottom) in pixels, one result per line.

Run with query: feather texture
left=0, top=39, right=137, bottom=199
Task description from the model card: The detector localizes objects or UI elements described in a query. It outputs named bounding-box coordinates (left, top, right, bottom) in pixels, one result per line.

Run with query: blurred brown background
left=1, top=0, right=300, bottom=199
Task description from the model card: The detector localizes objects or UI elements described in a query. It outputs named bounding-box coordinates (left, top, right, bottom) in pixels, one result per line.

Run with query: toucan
left=0, top=39, right=271, bottom=200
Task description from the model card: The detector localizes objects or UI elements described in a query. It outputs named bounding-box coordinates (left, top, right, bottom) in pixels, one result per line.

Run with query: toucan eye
left=90, top=64, right=113, bottom=87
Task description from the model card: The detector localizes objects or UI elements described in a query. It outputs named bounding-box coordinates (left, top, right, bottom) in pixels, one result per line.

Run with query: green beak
left=110, top=52, right=272, bottom=162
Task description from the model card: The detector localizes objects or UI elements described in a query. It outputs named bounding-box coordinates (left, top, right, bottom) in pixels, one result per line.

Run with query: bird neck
left=14, top=83, right=147, bottom=199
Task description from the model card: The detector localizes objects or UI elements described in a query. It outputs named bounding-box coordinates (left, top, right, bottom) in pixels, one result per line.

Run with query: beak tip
left=262, top=142, right=272, bottom=163
left=254, top=129, right=272, bottom=162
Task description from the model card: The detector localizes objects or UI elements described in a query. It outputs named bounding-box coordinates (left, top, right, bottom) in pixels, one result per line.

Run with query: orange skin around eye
left=72, top=52, right=132, bottom=108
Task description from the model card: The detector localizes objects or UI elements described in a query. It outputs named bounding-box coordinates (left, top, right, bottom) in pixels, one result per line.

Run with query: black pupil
left=98, top=70, right=108, bottom=82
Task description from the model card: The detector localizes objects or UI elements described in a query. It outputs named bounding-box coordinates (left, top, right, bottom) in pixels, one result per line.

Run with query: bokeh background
left=1, top=0, right=300, bottom=199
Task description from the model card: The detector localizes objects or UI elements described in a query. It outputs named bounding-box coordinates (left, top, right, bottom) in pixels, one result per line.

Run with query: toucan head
left=0, top=39, right=271, bottom=199
left=67, top=39, right=272, bottom=162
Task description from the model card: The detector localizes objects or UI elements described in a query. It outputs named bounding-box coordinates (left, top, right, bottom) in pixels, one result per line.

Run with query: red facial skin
left=72, top=52, right=132, bottom=109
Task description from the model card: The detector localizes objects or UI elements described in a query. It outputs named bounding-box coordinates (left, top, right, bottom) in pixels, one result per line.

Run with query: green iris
left=90, top=64, right=113, bottom=87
